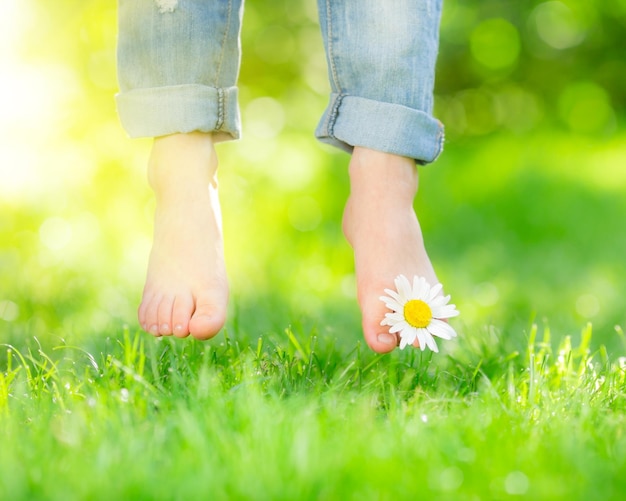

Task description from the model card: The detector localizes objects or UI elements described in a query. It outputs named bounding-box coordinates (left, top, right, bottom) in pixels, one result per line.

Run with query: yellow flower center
left=404, top=299, right=432, bottom=328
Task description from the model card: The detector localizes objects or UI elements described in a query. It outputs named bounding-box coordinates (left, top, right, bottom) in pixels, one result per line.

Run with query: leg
left=317, top=0, right=444, bottom=353
left=117, top=0, right=243, bottom=339
left=139, top=132, right=228, bottom=339
left=342, top=147, right=438, bottom=353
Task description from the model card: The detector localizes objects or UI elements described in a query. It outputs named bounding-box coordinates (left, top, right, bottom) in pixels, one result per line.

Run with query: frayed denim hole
left=155, top=0, right=178, bottom=14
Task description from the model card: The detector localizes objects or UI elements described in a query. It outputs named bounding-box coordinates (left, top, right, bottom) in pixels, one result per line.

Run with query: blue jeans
left=116, top=0, right=444, bottom=163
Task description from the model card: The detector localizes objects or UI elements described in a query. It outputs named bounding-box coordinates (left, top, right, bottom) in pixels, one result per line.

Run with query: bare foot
left=342, top=147, right=438, bottom=353
left=138, top=132, right=228, bottom=340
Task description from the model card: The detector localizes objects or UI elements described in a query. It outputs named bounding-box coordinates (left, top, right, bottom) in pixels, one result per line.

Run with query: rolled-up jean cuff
left=115, top=84, right=241, bottom=140
left=315, top=93, right=444, bottom=164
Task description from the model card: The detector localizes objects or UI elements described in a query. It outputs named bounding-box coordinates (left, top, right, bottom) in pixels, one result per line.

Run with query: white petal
left=381, top=313, right=404, bottom=327
left=432, top=304, right=460, bottom=319
left=396, top=275, right=412, bottom=301
left=428, top=319, right=457, bottom=339
left=430, top=296, right=454, bottom=316
left=431, top=306, right=458, bottom=319
left=382, top=288, right=402, bottom=304
left=425, top=333, right=439, bottom=353
left=412, top=276, right=424, bottom=297
left=415, top=328, right=428, bottom=351
left=428, top=283, right=443, bottom=301
left=389, top=321, right=408, bottom=334
left=399, top=328, right=417, bottom=348
left=404, top=327, right=417, bottom=342
left=447, top=303, right=460, bottom=315
left=382, top=312, right=403, bottom=324
left=413, top=276, right=430, bottom=300
left=380, top=296, right=403, bottom=312
left=382, top=312, right=399, bottom=325
left=399, top=336, right=410, bottom=350
left=429, top=295, right=449, bottom=308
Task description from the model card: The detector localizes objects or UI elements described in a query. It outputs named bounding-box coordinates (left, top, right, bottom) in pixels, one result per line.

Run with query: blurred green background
left=1, top=0, right=625, bottom=353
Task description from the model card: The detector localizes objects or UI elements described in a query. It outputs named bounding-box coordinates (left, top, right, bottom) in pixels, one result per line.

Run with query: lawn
left=2, top=319, right=626, bottom=499
left=2, top=1, right=626, bottom=499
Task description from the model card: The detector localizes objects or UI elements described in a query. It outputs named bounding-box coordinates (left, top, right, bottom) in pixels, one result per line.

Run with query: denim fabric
left=316, top=0, right=444, bottom=163
left=116, top=0, right=443, bottom=163
left=117, top=0, right=243, bottom=141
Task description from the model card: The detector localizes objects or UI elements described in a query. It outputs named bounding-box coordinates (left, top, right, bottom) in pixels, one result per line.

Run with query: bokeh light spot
left=473, top=282, right=500, bottom=307
left=245, top=97, right=286, bottom=139
left=576, top=294, right=600, bottom=318
left=0, top=146, right=39, bottom=200
left=74, top=212, right=102, bottom=245
left=532, top=1, right=586, bottom=50
left=0, top=300, right=19, bottom=322
left=39, top=217, right=73, bottom=251
left=304, top=264, right=332, bottom=292
left=470, top=18, right=520, bottom=70
left=270, top=141, right=316, bottom=190
left=341, top=274, right=356, bottom=298
left=438, top=467, right=464, bottom=492
left=559, top=82, right=615, bottom=134
left=504, top=471, right=529, bottom=496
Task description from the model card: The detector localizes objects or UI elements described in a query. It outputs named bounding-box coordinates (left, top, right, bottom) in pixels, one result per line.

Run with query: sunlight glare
left=245, top=97, right=286, bottom=139
left=0, top=0, right=33, bottom=61
left=0, top=0, right=86, bottom=201
left=0, top=62, right=83, bottom=199
left=39, top=217, right=73, bottom=251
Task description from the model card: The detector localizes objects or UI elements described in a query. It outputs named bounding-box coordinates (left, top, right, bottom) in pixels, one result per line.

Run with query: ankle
left=148, top=133, right=218, bottom=194
left=348, top=147, right=418, bottom=204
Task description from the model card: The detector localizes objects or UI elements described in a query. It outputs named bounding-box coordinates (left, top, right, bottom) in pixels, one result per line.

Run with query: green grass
left=2, top=319, right=626, bottom=500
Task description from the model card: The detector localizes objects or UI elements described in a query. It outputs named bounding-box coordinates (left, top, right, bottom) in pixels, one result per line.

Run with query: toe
left=138, top=296, right=149, bottom=332
left=363, top=324, right=398, bottom=353
left=361, top=303, right=398, bottom=354
left=157, top=296, right=174, bottom=336
left=172, top=295, right=194, bottom=338
left=143, top=295, right=161, bottom=336
left=189, top=298, right=226, bottom=341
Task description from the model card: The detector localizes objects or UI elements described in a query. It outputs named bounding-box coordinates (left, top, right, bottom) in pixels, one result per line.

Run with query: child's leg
left=140, top=132, right=227, bottom=339
left=316, top=0, right=444, bottom=352
left=342, top=147, right=438, bottom=353
left=117, top=1, right=243, bottom=339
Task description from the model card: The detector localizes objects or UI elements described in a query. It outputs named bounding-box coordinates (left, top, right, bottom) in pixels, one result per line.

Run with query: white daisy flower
left=379, top=275, right=459, bottom=352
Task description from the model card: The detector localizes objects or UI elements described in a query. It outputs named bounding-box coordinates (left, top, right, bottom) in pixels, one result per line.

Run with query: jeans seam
left=436, top=124, right=444, bottom=159
left=327, top=93, right=343, bottom=139
left=324, top=0, right=342, bottom=94
left=216, top=88, right=225, bottom=130
left=214, top=0, right=234, bottom=131
left=214, top=0, right=233, bottom=89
